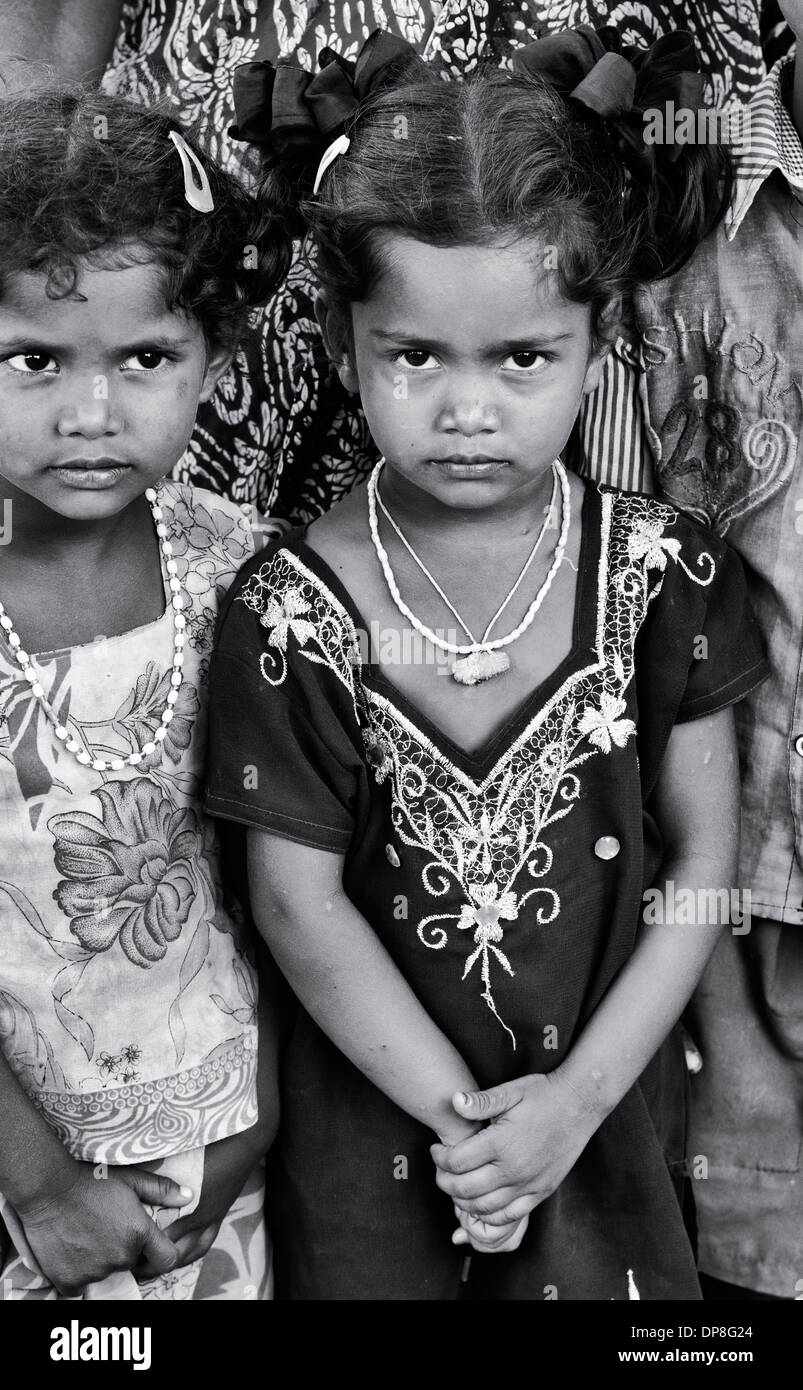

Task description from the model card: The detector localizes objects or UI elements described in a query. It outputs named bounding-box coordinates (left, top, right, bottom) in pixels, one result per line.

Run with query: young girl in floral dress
left=207, top=28, right=769, bottom=1301
left=0, top=89, right=288, bottom=1298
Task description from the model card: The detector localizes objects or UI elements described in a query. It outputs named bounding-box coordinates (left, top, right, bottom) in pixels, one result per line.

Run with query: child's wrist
left=549, top=1060, right=616, bottom=1132
left=11, top=1151, right=82, bottom=1219
left=434, top=1115, right=481, bottom=1145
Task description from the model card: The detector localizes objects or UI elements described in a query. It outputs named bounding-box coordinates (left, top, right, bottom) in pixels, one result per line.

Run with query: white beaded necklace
left=0, top=485, right=188, bottom=771
left=367, top=458, right=571, bottom=685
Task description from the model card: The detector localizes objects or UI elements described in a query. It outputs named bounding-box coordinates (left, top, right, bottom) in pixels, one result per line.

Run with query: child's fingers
left=430, top=1129, right=501, bottom=1175
left=456, top=1211, right=530, bottom=1254
left=433, top=1160, right=504, bottom=1202
left=137, top=1220, right=179, bottom=1275
left=117, top=1168, right=194, bottom=1209
left=459, top=1196, right=535, bottom=1227
left=170, top=1222, right=220, bottom=1270
left=451, top=1217, right=523, bottom=1253
left=451, top=1186, right=521, bottom=1220
left=471, top=1216, right=529, bottom=1255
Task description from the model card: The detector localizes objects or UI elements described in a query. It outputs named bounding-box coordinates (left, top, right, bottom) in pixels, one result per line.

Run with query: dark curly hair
left=0, top=87, right=292, bottom=349
left=259, top=68, right=731, bottom=340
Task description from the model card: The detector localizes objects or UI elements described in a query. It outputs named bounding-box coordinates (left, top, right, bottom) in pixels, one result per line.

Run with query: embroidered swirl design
left=241, top=495, right=714, bottom=1046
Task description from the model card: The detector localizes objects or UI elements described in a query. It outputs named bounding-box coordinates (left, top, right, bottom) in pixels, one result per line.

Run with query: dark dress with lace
left=102, top=0, right=776, bottom=521
left=207, top=484, right=767, bottom=1299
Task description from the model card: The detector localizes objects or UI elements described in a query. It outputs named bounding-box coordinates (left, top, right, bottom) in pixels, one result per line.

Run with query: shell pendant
left=451, top=649, right=511, bottom=685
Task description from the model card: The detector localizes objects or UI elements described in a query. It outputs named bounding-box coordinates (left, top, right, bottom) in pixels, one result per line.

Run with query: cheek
left=137, top=374, right=199, bottom=436
left=0, top=403, right=40, bottom=458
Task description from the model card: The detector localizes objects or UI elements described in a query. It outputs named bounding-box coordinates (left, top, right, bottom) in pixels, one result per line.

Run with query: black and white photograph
left=0, top=0, right=799, bottom=1368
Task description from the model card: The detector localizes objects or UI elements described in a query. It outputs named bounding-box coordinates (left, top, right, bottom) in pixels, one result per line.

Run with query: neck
left=377, top=461, right=557, bottom=549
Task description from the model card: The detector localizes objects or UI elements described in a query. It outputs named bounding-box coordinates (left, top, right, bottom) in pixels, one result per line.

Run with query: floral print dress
left=207, top=483, right=767, bottom=1299
left=0, top=482, right=268, bottom=1300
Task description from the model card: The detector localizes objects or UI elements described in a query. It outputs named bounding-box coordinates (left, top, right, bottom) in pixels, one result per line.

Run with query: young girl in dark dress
left=208, top=28, right=768, bottom=1299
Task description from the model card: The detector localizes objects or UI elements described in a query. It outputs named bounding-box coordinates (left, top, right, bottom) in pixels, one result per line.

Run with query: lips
left=434, top=456, right=507, bottom=465
left=428, top=457, right=508, bottom=478
left=49, top=460, right=133, bottom=490
left=51, top=459, right=130, bottom=471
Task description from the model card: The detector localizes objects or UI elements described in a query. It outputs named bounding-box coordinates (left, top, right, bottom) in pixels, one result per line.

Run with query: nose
left=436, top=376, right=500, bottom=436
left=56, top=376, right=123, bottom=439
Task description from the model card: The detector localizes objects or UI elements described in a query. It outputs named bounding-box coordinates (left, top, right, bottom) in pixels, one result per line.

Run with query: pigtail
left=513, top=26, right=734, bottom=282
left=622, top=131, right=732, bottom=282
left=229, top=30, right=429, bottom=239
left=227, top=25, right=734, bottom=336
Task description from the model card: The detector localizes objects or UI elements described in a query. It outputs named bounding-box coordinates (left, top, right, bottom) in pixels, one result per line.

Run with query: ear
left=198, top=340, right=236, bottom=403
left=580, top=296, right=623, bottom=397
left=315, top=291, right=359, bottom=394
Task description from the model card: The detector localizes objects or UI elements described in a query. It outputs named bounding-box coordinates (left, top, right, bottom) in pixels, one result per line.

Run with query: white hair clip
left=169, top=129, right=215, bottom=213
left=312, top=134, right=350, bottom=195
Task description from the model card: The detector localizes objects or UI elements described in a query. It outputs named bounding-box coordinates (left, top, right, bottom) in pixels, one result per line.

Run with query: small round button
left=594, top=835, right=620, bottom=860
left=795, top=734, right=803, bottom=758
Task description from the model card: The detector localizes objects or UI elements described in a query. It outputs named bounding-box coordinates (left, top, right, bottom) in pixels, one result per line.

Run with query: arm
left=247, top=829, right=481, bottom=1146
left=0, top=0, right=124, bottom=89
left=434, top=708, right=739, bottom=1227
left=0, top=1048, right=187, bottom=1294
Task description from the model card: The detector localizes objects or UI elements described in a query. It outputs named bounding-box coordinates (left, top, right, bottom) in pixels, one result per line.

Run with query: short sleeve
left=673, top=540, right=768, bottom=723
left=633, top=513, right=769, bottom=796
left=205, top=547, right=365, bottom=854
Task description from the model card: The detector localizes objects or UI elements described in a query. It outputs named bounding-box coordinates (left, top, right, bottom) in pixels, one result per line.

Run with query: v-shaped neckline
left=287, top=483, right=606, bottom=779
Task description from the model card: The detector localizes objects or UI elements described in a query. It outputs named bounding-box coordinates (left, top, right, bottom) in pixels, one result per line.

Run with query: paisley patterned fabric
left=102, top=1, right=772, bottom=522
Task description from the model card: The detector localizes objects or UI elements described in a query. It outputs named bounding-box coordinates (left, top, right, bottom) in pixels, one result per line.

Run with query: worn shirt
left=582, top=57, right=803, bottom=925
left=639, top=58, right=802, bottom=925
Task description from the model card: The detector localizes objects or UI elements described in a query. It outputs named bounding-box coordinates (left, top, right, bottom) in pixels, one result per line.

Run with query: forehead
left=0, top=260, right=193, bottom=340
left=360, top=235, right=590, bottom=340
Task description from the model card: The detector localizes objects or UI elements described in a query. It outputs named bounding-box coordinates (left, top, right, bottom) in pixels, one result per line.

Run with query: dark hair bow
left=229, top=28, right=425, bottom=159
left=513, top=25, right=707, bottom=178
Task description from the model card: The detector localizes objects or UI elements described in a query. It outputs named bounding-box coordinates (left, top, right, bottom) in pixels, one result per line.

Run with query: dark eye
left=504, top=351, right=547, bottom=371
left=121, top=350, right=167, bottom=371
left=396, top=349, right=437, bottom=369
left=6, top=352, right=57, bottom=374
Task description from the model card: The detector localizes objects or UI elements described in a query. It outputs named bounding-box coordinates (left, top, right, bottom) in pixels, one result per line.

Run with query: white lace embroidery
left=238, top=493, right=714, bottom=1047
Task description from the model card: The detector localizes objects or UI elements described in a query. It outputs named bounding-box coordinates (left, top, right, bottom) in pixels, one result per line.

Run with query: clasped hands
left=431, top=1069, right=598, bottom=1256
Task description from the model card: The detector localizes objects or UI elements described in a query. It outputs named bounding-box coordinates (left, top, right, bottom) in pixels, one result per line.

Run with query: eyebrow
left=114, top=335, right=196, bottom=354
left=0, top=333, right=195, bottom=353
left=369, top=328, right=576, bottom=350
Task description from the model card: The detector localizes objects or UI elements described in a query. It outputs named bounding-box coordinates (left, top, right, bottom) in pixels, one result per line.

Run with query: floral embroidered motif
left=239, top=553, right=360, bottom=696
left=627, top=515, right=715, bottom=586
left=456, top=885, right=519, bottom=1042
left=578, top=693, right=637, bottom=755
left=260, top=587, right=317, bottom=652
left=244, top=492, right=714, bottom=1045
left=627, top=517, right=682, bottom=570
